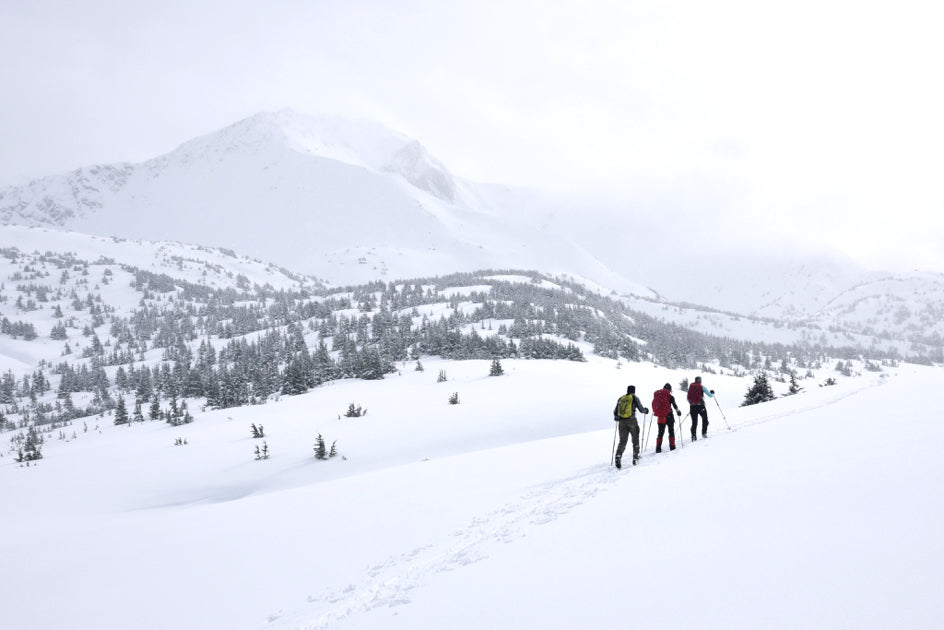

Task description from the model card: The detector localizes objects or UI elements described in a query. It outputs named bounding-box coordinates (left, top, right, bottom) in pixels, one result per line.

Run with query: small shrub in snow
left=821, top=377, right=837, bottom=387
left=250, top=423, right=265, bottom=438
left=436, top=369, right=447, bottom=383
left=344, top=403, right=365, bottom=418
left=448, top=392, right=460, bottom=405
left=254, top=441, right=269, bottom=460
left=314, top=434, right=338, bottom=460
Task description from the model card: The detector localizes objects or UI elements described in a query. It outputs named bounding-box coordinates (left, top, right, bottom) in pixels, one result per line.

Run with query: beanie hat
left=695, top=376, right=702, bottom=383
left=627, top=385, right=636, bottom=394
left=664, top=383, right=672, bottom=391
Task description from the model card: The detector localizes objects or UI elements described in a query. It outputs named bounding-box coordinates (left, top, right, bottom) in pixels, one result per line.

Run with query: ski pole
left=643, top=414, right=652, bottom=451
left=611, top=423, right=618, bottom=466
left=679, top=412, right=690, bottom=447
left=641, top=413, right=648, bottom=452
left=713, top=396, right=730, bottom=430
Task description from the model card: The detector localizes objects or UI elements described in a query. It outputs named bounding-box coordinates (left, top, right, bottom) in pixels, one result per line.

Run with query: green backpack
left=617, top=394, right=635, bottom=419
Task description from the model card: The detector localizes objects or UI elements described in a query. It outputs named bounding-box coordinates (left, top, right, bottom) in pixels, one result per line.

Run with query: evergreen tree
left=166, top=395, right=182, bottom=426
left=180, top=400, right=193, bottom=424
left=114, top=396, right=129, bottom=425
left=741, top=373, right=775, bottom=407
left=132, top=399, right=145, bottom=423
left=50, top=322, right=68, bottom=340
left=0, top=371, right=15, bottom=404
left=489, top=359, right=504, bottom=376
left=786, top=372, right=802, bottom=396
left=314, top=434, right=327, bottom=460
left=17, top=426, right=43, bottom=462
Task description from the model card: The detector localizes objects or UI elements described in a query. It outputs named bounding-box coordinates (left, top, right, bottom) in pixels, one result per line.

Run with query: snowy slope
left=0, top=224, right=320, bottom=290
left=0, top=225, right=327, bottom=375
left=0, top=110, right=646, bottom=296
left=619, top=267, right=944, bottom=354
left=811, top=271, right=944, bottom=343
left=3, top=357, right=941, bottom=629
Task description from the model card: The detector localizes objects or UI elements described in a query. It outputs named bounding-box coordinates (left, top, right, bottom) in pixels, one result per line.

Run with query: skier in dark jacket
left=613, top=385, right=648, bottom=469
left=686, top=376, right=715, bottom=440
left=652, top=383, right=682, bottom=453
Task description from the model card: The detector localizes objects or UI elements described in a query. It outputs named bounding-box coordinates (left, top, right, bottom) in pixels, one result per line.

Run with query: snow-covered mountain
left=2, top=109, right=942, bottom=350
left=617, top=256, right=944, bottom=351
left=0, top=224, right=323, bottom=292
left=0, top=109, right=644, bottom=296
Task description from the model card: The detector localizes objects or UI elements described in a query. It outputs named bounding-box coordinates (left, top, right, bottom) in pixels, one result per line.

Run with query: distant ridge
left=0, top=109, right=633, bottom=294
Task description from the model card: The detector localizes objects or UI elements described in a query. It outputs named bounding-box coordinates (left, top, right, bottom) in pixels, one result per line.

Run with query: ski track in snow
left=712, top=376, right=884, bottom=435
left=265, top=463, right=617, bottom=629
left=265, top=376, right=884, bottom=629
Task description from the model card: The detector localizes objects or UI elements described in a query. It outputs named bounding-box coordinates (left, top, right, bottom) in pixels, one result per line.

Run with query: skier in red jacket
left=687, top=376, right=715, bottom=440
left=652, top=383, right=682, bottom=453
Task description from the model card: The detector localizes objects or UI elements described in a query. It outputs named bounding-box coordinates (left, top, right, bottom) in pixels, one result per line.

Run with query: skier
left=687, top=376, right=715, bottom=440
left=652, top=383, right=682, bottom=453
left=613, top=385, right=649, bottom=469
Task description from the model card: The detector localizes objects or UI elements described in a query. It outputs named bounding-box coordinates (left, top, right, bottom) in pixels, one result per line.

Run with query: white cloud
left=1, top=0, right=942, bottom=271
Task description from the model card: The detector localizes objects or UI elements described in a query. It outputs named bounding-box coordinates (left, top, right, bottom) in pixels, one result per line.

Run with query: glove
left=710, top=390, right=715, bottom=394
left=613, top=415, right=619, bottom=422
left=644, top=408, right=650, bottom=414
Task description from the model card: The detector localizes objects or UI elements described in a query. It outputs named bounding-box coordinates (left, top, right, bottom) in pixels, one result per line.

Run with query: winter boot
left=691, top=433, right=697, bottom=441
left=632, top=455, right=638, bottom=466
left=615, top=455, right=622, bottom=469
left=655, top=438, right=662, bottom=453
left=669, top=436, right=676, bottom=450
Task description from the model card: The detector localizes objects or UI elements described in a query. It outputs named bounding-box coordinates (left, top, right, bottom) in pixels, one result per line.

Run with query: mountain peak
left=156, top=109, right=458, bottom=201
left=384, top=139, right=456, bottom=201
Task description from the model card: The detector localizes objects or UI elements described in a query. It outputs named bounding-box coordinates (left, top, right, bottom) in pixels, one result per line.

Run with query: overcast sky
left=2, top=0, right=942, bottom=272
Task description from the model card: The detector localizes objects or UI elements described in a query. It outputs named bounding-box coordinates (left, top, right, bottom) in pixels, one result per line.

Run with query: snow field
left=3, top=359, right=941, bottom=629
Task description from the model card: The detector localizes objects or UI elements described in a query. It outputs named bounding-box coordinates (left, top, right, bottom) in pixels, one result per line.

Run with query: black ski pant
left=690, top=404, right=708, bottom=437
left=616, top=417, right=640, bottom=461
left=656, top=415, right=676, bottom=450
